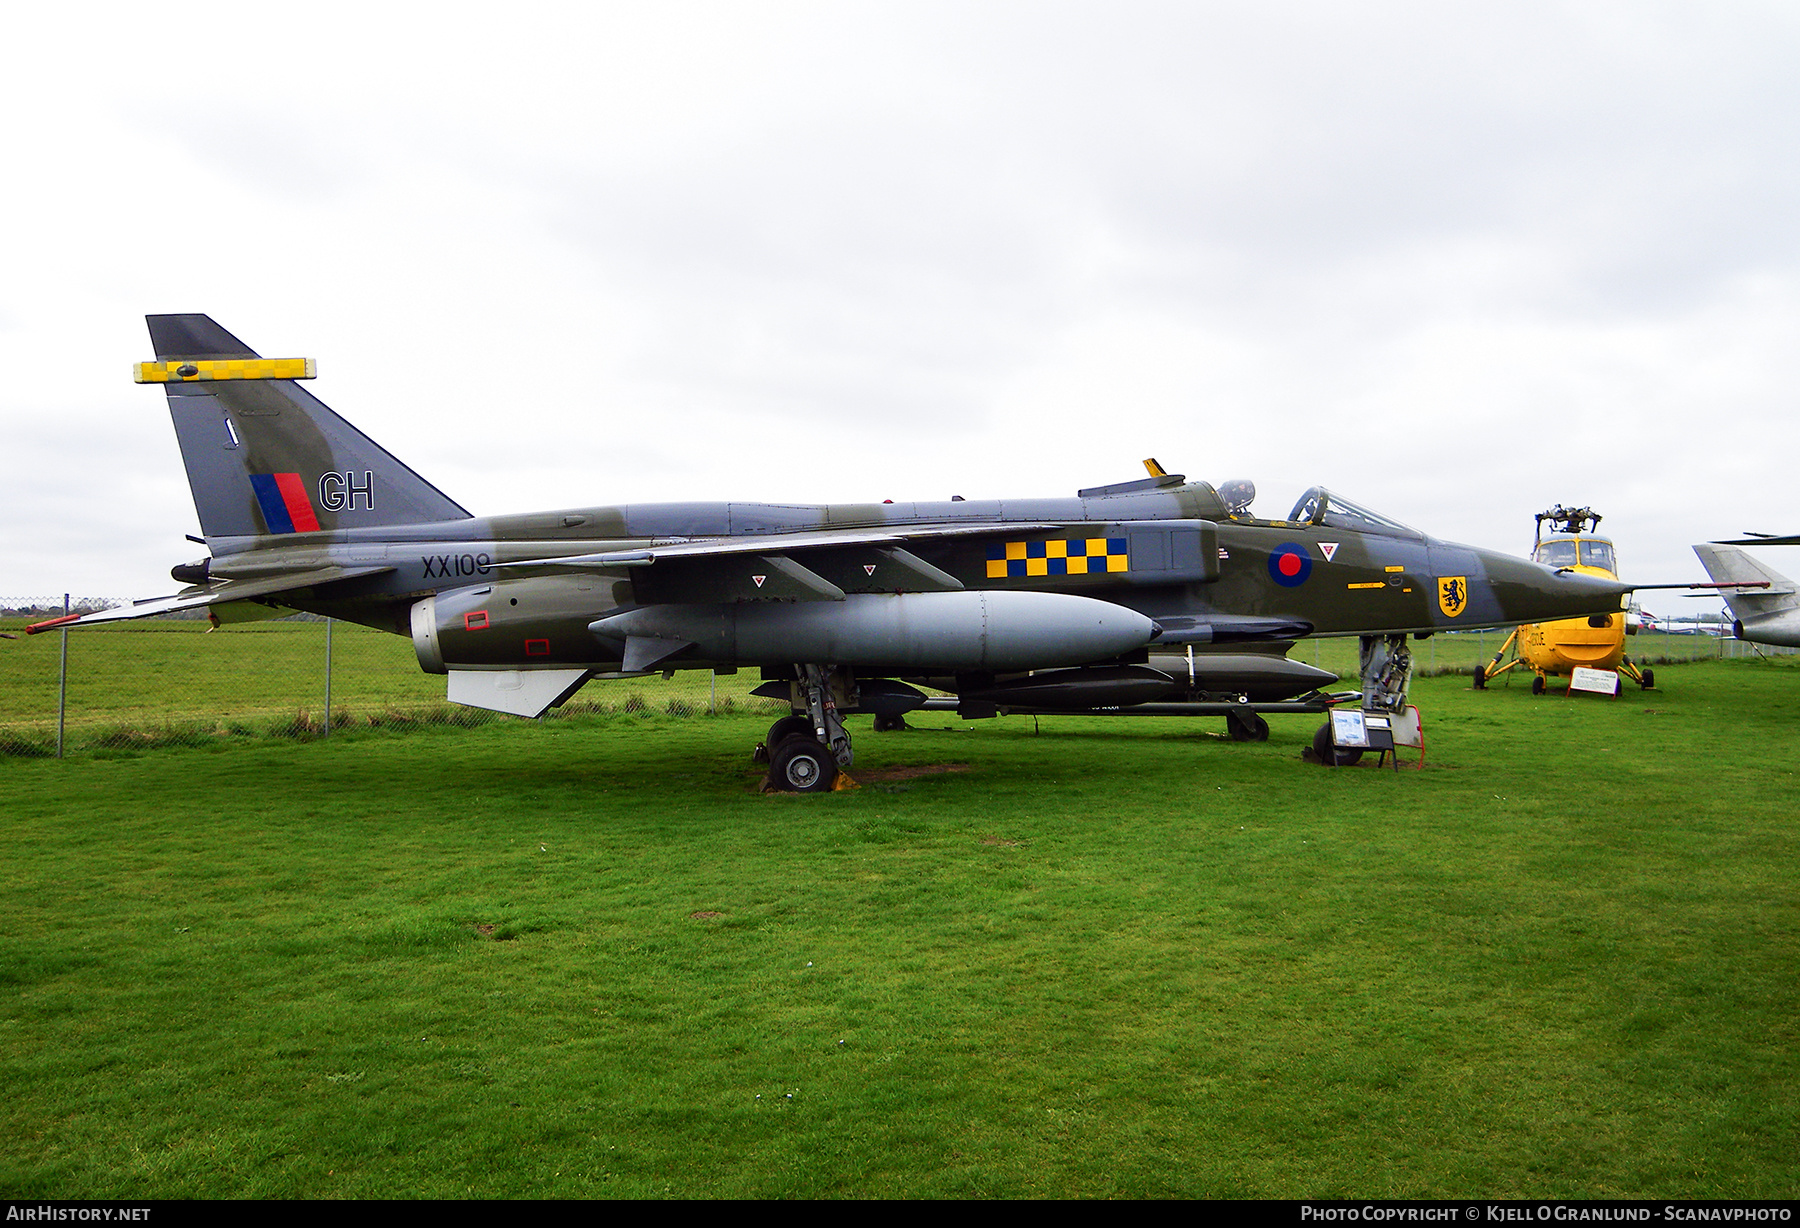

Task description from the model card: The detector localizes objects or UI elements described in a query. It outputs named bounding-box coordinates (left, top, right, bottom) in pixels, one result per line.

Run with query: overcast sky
left=3, top=1, right=1796, bottom=623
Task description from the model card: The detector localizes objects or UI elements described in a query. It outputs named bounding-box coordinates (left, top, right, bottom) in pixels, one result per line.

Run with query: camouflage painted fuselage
left=201, top=485, right=1628, bottom=675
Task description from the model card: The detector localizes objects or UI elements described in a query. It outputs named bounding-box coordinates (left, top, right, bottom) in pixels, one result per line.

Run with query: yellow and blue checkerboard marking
left=987, top=537, right=1128, bottom=578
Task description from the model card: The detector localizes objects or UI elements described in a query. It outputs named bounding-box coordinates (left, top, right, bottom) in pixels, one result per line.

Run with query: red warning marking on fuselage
left=464, top=610, right=489, bottom=630
left=864, top=564, right=876, bottom=575
left=1320, top=542, right=1339, bottom=562
left=752, top=575, right=767, bottom=588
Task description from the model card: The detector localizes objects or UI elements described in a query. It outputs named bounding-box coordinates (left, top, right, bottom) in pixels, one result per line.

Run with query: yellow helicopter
left=1474, top=506, right=1653, bottom=695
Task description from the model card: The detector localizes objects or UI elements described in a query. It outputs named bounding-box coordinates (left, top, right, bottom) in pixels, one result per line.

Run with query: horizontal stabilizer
left=25, top=565, right=394, bottom=633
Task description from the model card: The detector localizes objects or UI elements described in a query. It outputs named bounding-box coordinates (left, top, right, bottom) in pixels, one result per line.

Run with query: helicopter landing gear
left=1618, top=658, right=1655, bottom=691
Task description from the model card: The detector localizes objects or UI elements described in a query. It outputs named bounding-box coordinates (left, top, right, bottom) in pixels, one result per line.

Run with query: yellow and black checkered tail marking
left=134, top=358, right=317, bottom=383
left=986, top=537, right=1128, bottom=578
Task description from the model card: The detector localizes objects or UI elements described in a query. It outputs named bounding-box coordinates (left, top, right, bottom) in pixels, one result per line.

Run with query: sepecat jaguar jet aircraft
left=30, top=315, right=1631, bottom=788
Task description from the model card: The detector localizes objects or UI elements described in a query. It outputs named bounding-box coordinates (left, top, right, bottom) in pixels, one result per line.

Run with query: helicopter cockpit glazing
left=1535, top=538, right=1616, bottom=572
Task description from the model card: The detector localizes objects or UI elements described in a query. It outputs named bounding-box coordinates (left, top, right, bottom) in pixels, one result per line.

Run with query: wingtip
left=25, top=614, right=82, bottom=635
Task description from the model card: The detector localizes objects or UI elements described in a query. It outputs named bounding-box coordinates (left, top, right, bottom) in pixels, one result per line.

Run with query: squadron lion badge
left=1438, top=575, right=1468, bottom=618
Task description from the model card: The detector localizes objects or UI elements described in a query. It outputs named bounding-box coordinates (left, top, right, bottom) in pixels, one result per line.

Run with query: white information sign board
left=1569, top=667, right=1619, bottom=695
left=1330, top=708, right=1370, bottom=747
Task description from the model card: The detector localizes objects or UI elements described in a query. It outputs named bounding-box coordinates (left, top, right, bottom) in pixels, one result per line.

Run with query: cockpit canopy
left=1284, top=487, right=1423, bottom=539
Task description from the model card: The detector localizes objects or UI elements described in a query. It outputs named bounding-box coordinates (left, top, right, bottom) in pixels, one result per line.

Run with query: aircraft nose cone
left=1479, top=550, right=1629, bottom=625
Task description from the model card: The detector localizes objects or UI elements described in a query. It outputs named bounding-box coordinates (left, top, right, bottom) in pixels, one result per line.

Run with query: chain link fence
left=1, top=598, right=784, bottom=757
left=2, top=597, right=1785, bottom=758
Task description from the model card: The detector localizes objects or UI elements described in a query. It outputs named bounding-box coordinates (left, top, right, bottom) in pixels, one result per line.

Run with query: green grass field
left=2, top=637, right=1796, bottom=1198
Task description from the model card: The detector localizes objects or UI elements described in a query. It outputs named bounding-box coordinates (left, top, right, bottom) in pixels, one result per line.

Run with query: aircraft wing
left=24, top=565, right=395, bottom=634
left=494, top=521, right=1075, bottom=602
left=495, top=522, right=1065, bottom=572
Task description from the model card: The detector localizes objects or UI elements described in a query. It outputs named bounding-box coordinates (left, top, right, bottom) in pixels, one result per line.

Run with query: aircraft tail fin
left=146, top=314, right=471, bottom=542
left=1692, top=544, right=1798, bottom=619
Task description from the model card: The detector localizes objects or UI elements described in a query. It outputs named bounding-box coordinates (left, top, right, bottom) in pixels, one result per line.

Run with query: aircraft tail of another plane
left=145, top=314, right=471, bottom=542
left=1693, top=544, right=1799, bottom=622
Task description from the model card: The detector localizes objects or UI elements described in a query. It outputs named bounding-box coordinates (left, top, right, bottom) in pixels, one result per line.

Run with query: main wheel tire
left=1473, top=665, right=1487, bottom=690
left=1640, top=668, right=1654, bottom=689
left=1531, top=675, right=1546, bottom=695
left=872, top=713, right=909, bottom=732
left=769, top=735, right=838, bottom=793
left=1312, top=722, right=1363, bottom=767
left=767, top=715, right=814, bottom=748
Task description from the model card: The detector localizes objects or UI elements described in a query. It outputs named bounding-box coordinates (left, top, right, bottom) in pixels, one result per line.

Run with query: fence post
left=323, top=617, right=333, bottom=737
left=56, top=593, right=69, bottom=759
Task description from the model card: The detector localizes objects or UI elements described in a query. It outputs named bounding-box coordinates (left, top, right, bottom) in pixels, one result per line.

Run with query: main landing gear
left=761, top=664, right=856, bottom=793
